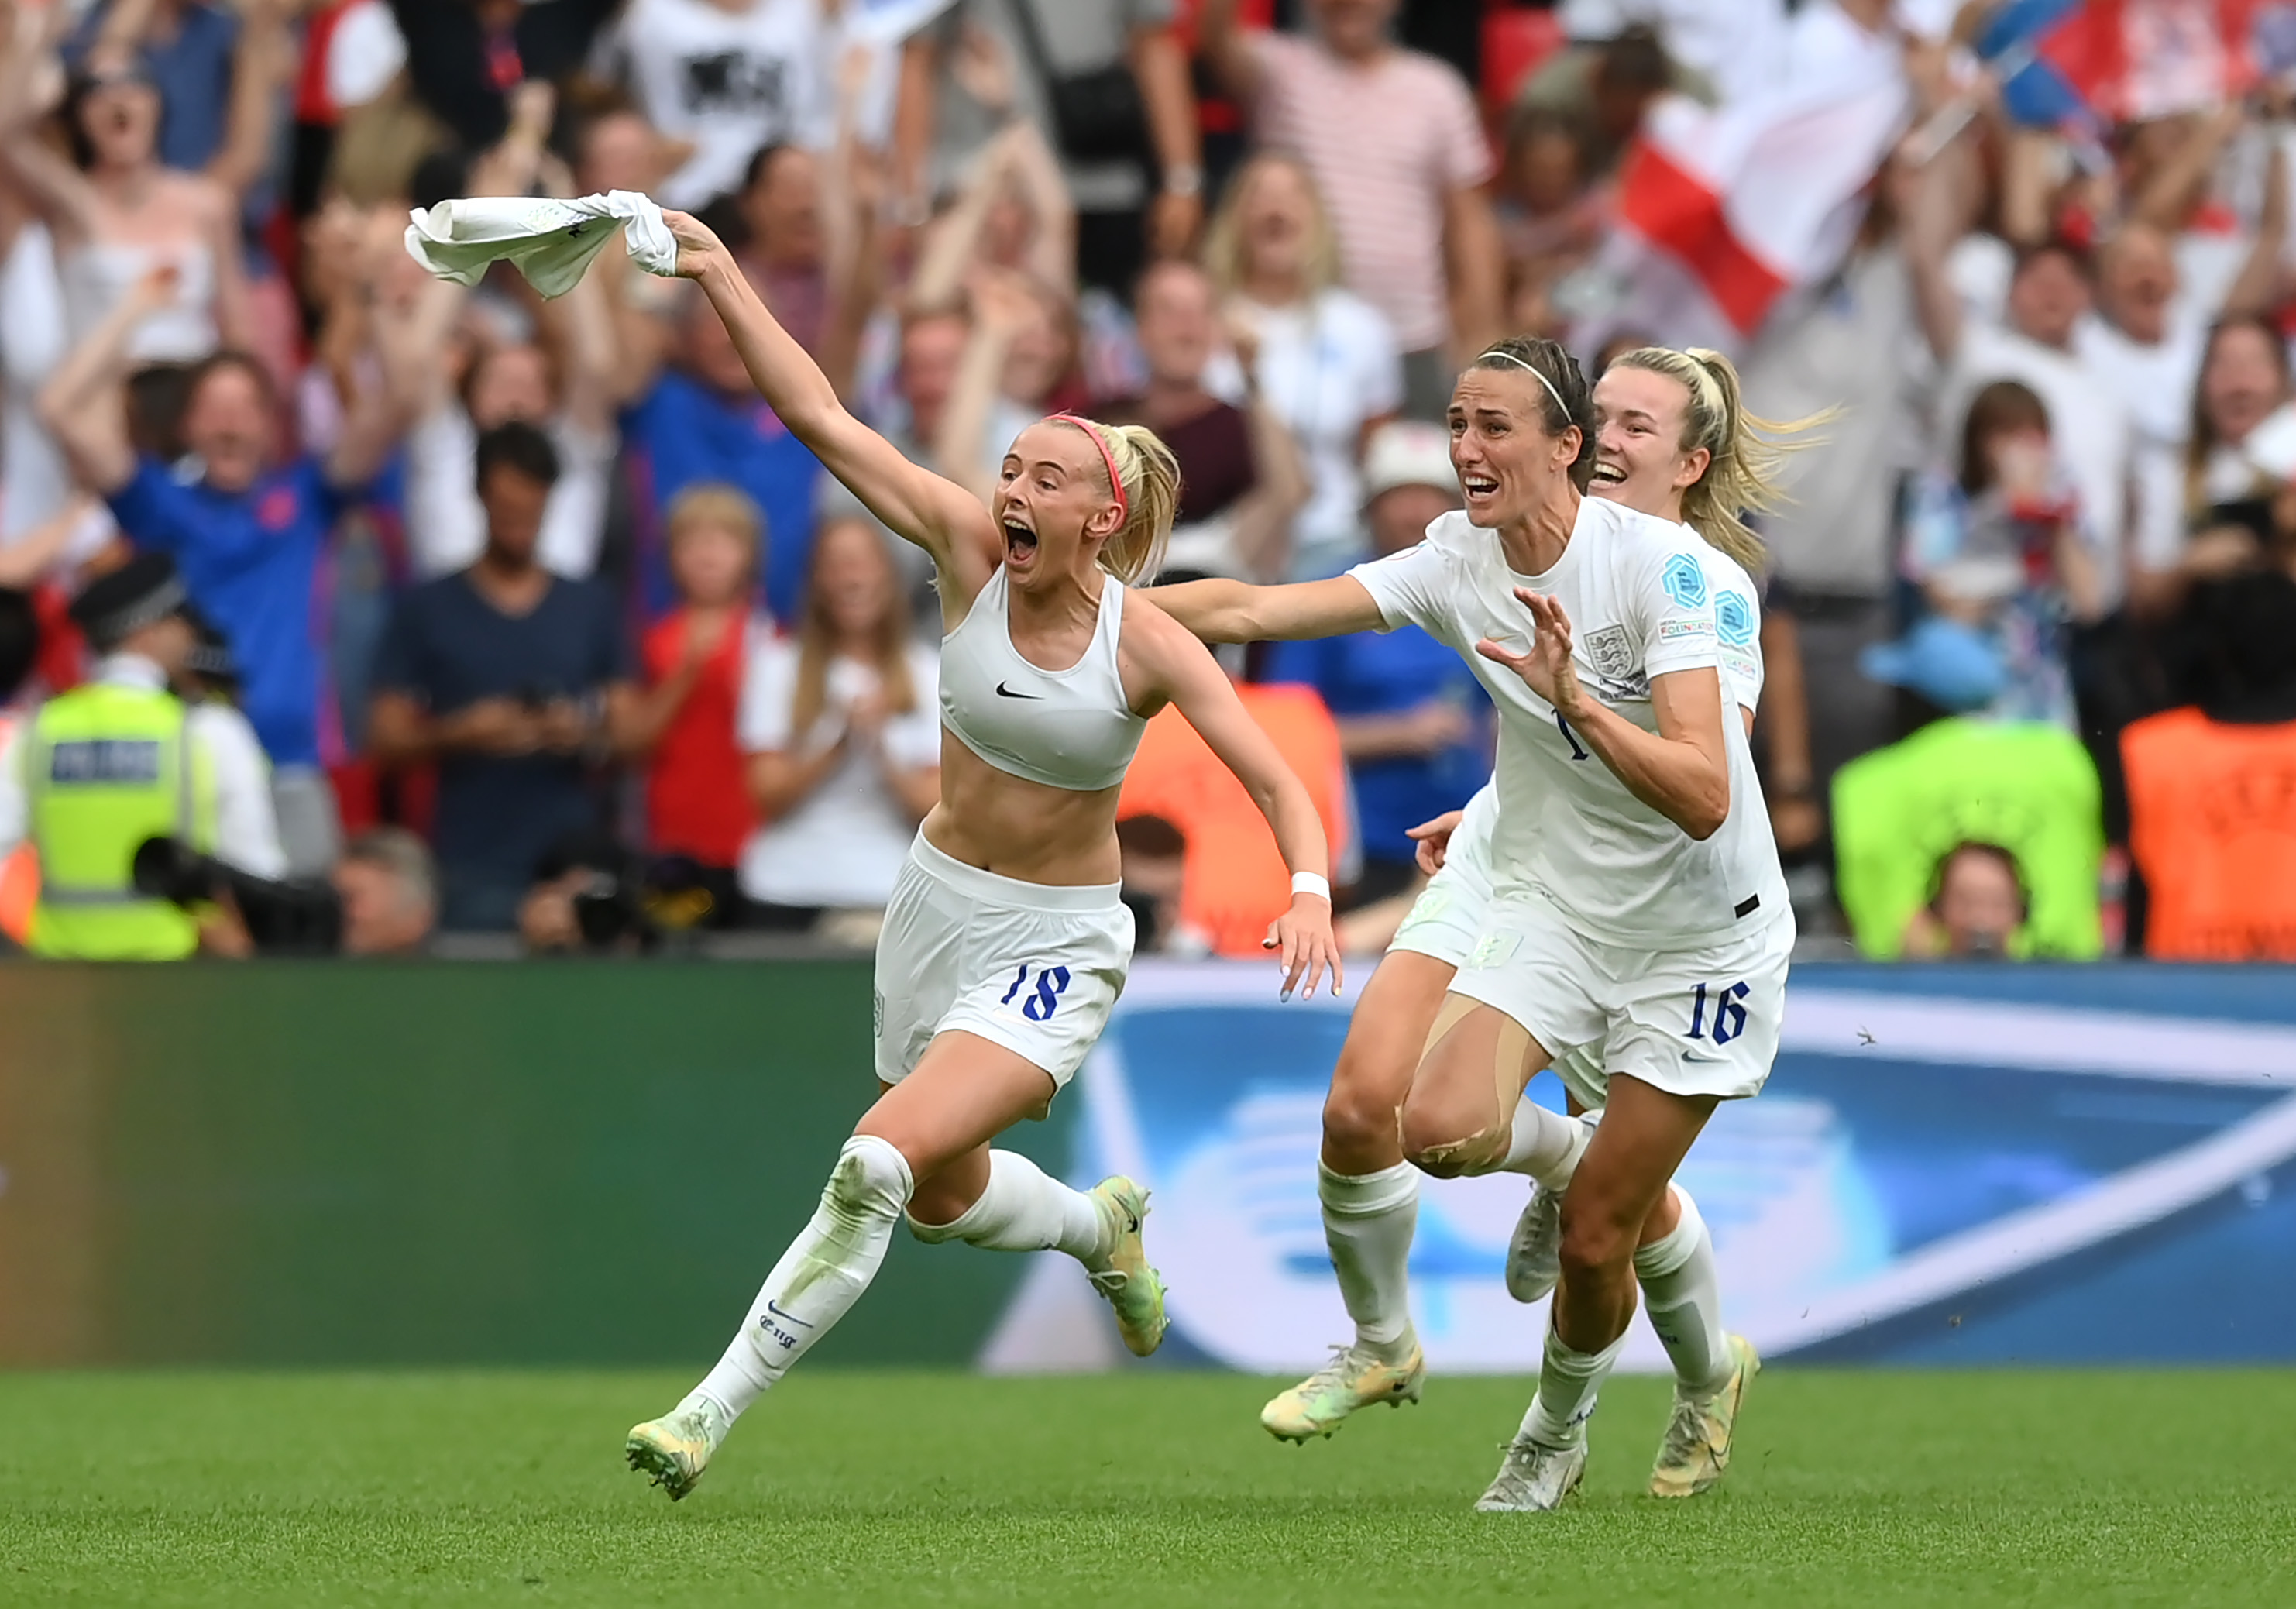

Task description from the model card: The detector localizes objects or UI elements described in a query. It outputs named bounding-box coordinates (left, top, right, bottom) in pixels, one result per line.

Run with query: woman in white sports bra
left=627, top=211, right=1342, bottom=1501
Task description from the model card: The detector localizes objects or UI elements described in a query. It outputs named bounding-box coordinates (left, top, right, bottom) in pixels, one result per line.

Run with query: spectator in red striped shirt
left=1198, top=0, right=1503, bottom=421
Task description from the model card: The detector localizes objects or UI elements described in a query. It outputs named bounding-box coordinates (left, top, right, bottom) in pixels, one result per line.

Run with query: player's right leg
left=1260, top=948, right=1452, bottom=1442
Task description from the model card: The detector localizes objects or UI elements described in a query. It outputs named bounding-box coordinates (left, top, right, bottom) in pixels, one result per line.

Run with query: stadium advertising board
left=984, top=961, right=2296, bottom=1372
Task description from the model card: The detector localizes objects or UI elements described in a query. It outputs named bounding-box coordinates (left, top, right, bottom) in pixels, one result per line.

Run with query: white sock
left=1521, top=1317, right=1628, bottom=1449
left=1318, top=1161, right=1419, bottom=1360
left=1495, top=1100, right=1590, bottom=1189
left=691, top=1134, right=913, bottom=1429
left=906, top=1150, right=1110, bottom=1263
left=1635, top=1187, right=1731, bottom=1398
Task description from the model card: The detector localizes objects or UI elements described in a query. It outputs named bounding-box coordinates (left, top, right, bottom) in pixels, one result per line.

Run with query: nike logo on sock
left=995, top=681, right=1040, bottom=699
left=765, top=1298, right=816, bottom=1329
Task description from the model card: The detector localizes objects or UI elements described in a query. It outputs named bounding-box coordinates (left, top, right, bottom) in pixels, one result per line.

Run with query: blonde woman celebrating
left=1204, top=152, right=1404, bottom=577
left=625, top=211, right=1342, bottom=1501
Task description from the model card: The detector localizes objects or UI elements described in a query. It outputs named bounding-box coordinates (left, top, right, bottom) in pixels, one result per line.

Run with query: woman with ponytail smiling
left=1155, top=335, right=1794, bottom=1513
left=622, top=210, right=1340, bottom=1504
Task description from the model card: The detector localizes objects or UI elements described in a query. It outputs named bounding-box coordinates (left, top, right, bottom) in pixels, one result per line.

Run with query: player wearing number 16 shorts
left=1156, top=336, right=1796, bottom=1512
left=624, top=211, right=1342, bottom=1503
left=1387, top=349, right=1821, bottom=1504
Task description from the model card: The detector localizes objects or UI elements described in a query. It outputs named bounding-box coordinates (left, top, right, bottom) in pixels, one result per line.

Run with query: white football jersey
left=1350, top=501, right=1787, bottom=946
left=1443, top=531, right=1765, bottom=862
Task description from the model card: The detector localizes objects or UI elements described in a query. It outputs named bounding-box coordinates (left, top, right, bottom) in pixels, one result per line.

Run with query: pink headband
left=1050, top=413, right=1128, bottom=521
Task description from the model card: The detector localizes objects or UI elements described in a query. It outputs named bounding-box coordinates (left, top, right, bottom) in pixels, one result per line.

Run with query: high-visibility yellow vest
left=24, top=682, right=218, bottom=960
left=1832, top=717, right=2104, bottom=960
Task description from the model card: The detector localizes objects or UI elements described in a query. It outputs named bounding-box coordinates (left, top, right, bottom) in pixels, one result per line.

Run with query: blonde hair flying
left=1604, top=346, right=1830, bottom=575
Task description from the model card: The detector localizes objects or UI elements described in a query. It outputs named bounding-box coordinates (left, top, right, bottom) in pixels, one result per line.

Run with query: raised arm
left=0, top=3, right=94, bottom=239
left=1479, top=589, right=1730, bottom=840
left=39, top=263, right=177, bottom=495
left=205, top=0, right=294, bottom=198
left=1224, top=324, right=1310, bottom=579
left=322, top=230, right=423, bottom=490
left=1131, top=22, right=1201, bottom=258
left=2222, top=139, right=2289, bottom=319
left=1196, top=0, right=1264, bottom=104
left=1126, top=600, right=1341, bottom=999
left=930, top=268, right=1033, bottom=504
left=1442, top=185, right=1506, bottom=363
left=663, top=209, right=997, bottom=586
left=1150, top=573, right=1387, bottom=645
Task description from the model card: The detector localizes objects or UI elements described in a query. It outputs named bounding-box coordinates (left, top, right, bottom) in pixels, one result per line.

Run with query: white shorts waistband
left=907, top=831, right=1122, bottom=913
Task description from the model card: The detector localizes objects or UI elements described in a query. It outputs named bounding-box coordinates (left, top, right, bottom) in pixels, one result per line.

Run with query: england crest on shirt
left=1581, top=623, right=1645, bottom=698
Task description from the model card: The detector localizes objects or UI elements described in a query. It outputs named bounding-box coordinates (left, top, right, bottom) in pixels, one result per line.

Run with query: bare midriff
left=919, top=735, right=1124, bottom=887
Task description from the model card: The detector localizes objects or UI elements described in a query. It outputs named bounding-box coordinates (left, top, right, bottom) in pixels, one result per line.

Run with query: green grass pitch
left=4, top=1368, right=2292, bottom=1606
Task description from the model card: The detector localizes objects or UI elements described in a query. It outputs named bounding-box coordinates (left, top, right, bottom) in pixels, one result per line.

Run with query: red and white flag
left=1583, top=7, right=1911, bottom=352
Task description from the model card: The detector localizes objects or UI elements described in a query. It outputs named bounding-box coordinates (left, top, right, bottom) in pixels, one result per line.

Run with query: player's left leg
left=628, top=1034, right=1060, bottom=1499
left=1637, top=1183, right=1758, bottom=1497
left=1479, top=1076, right=1715, bottom=1513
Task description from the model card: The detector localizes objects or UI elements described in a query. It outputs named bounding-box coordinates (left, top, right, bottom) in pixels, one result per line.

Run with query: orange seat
left=1117, top=682, right=1350, bottom=958
left=2123, top=707, right=2296, bottom=960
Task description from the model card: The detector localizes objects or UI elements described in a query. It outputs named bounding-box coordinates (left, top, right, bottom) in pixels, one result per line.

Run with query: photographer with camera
left=0, top=553, right=285, bottom=959
left=369, top=422, right=639, bottom=933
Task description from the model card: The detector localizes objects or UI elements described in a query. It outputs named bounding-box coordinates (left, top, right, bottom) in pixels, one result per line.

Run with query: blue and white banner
left=983, top=962, right=2296, bottom=1371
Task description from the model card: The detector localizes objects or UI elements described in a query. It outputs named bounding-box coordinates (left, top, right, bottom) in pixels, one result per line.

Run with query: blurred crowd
left=0, top=0, right=2292, bottom=964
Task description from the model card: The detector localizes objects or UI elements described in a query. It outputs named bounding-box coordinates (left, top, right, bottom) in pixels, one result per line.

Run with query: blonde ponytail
left=1607, top=346, right=1832, bottom=576
left=1060, top=416, right=1180, bottom=585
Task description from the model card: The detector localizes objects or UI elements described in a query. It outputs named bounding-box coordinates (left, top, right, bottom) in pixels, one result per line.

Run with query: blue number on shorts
left=1555, top=710, right=1589, bottom=761
left=1023, top=965, right=1074, bottom=1023
left=1688, top=980, right=1751, bottom=1046
left=999, top=964, right=1031, bottom=1005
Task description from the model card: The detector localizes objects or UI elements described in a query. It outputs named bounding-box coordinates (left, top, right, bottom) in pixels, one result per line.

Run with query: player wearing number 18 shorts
left=1157, top=338, right=1801, bottom=1511
left=623, top=210, right=1341, bottom=1503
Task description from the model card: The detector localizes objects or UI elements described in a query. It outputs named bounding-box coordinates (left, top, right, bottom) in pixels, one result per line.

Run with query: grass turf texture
left=3, top=1370, right=2291, bottom=1606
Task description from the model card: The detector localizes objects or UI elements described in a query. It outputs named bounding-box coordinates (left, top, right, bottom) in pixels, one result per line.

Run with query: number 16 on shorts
left=1000, top=962, right=1074, bottom=1023
left=1687, top=979, right=1750, bottom=1044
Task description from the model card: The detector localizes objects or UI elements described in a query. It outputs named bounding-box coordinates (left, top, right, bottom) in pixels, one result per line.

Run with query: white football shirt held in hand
left=403, top=191, right=682, bottom=298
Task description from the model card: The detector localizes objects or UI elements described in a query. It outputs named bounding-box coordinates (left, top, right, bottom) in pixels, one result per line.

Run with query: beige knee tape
left=1411, top=997, right=1542, bottom=1174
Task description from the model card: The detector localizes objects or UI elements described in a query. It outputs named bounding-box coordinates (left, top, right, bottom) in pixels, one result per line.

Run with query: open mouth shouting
left=1461, top=473, right=1500, bottom=512
left=1002, top=520, right=1040, bottom=566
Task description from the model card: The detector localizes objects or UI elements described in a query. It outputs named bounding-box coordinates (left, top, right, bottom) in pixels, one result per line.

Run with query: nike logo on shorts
left=995, top=682, right=1040, bottom=699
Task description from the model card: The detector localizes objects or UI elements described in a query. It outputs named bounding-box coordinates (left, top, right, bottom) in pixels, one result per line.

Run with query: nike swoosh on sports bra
left=939, top=566, right=1146, bottom=792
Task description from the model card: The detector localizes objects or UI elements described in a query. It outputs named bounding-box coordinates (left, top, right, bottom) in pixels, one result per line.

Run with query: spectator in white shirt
left=1199, top=0, right=1503, bottom=420
left=1202, top=150, right=1402, bottom=579
left=596, top=0, right=834, bottom=211
left=736, top=514, right=940, bottom=925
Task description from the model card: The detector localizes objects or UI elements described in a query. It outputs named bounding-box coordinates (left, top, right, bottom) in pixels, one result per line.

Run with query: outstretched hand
left=1476, top=586, right=1586, bottom=720
left=1263, top=895, right=1343, bottom=1002
left=1407, top=809, right=1465, bottom=875
left=661, top=210, right=733, bottom=280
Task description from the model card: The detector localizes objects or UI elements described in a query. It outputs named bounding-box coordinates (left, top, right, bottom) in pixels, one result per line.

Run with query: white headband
left=1476, top=349, right=1571, bottom=422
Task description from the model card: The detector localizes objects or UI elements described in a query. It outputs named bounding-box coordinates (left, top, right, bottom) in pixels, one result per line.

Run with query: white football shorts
left=1448, top=882, right=1794, bottom=1107
left=873, top=832, right=1133, bottom=1092
left=1386, top=787, right=1611, bottom=1110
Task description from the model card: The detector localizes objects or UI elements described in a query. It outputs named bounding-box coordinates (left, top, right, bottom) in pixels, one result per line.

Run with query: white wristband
left=1291, top=872, right=1332, bottom=902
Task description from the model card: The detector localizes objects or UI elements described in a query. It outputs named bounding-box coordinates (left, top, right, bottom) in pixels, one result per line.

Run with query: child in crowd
left=628, top=485, right=767, bottom=922
left=1868, top=381, right=2106, bottom=728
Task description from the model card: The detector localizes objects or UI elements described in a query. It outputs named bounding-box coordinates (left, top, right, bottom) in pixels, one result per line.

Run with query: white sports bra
left=939, top=567, right=1146, bottom=792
